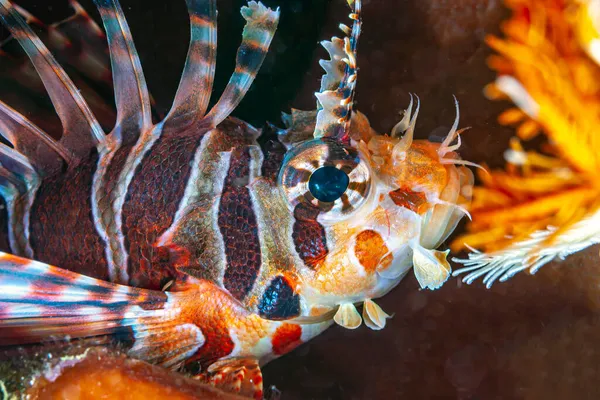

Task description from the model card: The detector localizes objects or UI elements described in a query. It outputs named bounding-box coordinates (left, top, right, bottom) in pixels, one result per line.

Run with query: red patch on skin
left=271, top=323, right=302, bottom=355
left=160, top=243, right=192, bottom=270
left=189, top=320, right=236, bottom=369
left=389, top=187, right=429, bottom=214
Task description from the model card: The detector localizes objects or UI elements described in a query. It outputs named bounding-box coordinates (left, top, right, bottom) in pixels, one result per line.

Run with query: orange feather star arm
left=451, top=0, right=600, bottom=287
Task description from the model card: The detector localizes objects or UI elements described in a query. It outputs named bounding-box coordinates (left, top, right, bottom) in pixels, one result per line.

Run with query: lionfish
left=452, top=0, right=600, bottom=287
left=0, top=0, right=474, bottom=397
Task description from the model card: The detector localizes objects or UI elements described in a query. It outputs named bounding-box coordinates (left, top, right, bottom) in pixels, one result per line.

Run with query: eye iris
left=308, top=166, right=349, bottom=202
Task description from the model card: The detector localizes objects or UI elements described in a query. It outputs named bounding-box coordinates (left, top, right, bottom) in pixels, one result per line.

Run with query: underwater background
left=1, top=0, right=599, bottom=398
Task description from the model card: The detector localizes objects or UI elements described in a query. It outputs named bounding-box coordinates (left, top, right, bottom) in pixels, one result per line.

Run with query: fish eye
left=279, top=138, right=372, bottom=222
left=308, top=166, right=350, bottom=202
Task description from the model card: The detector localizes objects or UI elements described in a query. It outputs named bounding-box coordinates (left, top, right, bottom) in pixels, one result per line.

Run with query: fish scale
left=0, top=0, right=476, bottom=397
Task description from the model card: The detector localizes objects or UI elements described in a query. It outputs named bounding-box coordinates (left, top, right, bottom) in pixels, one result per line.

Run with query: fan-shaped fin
left=0, top=252, right=206, bottom=369
left=163, top=0, right=217, bottom=133
left=314, top=0, right=362, bottom=140
left=0, top=100, right=69, bottom=174
left=0, top=0, right=104, bottom=161
left=197, top=2, right=280, bottom=131
left=94, top=0, right=152, bottom=143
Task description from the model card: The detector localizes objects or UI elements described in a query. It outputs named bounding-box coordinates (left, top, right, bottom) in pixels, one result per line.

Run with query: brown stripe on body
left=29, top=151, right=109, bottom=280
left=218, top=147, right=262, bottom=302
left=292, top=203, right=328, bottom=269
left=259, top=138, right=285, bottom=181
left=257, top=123, right=286, bottom=182
left=121, top=133, right=206, bottom=290
left=151, top=119, right=259, bottom=289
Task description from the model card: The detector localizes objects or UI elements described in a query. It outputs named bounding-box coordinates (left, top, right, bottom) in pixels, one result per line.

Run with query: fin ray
left=197, top=1, right=280, bottom=131
left=94, top=0, right=152, bottom=141
left=314, top=0, right=362, bottom=140
left=0, top=252, right=204, bottom=369
left=0, top=0, right=104, bottom=160
left=0, top=100, right=69, bottom=173
left=163, top=0, right=217, bottom=133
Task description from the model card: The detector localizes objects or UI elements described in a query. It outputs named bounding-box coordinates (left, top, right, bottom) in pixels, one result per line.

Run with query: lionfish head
left=275, top=0, right=476, bottom=329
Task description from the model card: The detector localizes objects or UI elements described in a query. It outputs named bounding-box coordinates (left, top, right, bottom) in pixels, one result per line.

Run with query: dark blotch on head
left=292, top=203, right=328, bottom=269
left=258, top=275, right=300, bottom=320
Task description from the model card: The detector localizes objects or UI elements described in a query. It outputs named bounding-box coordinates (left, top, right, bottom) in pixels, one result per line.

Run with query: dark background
left=3, top=0, right=600, bottom=398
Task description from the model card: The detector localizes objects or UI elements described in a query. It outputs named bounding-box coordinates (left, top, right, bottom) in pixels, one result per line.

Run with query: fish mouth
left=288, top=307, right=339, bottom=325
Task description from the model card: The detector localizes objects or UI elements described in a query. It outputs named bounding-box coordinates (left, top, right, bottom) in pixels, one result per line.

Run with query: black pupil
left=308, top=166, right=349, bottom=202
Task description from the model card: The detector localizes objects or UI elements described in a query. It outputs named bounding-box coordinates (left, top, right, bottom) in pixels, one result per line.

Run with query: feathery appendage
left=453, top=210, right=600, bottom=288
left=451, top=0, right=600, bottom=287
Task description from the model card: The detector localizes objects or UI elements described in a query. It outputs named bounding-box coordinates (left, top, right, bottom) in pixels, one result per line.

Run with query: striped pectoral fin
left=0, top=252, right=204, bottom=369
left=0, top=0, right=104, bottom=161
left=197, top=2, right=280, bottom=130
left=93, top=0, right=152, bottom=141
left=163, top=0, right=217, bottom=133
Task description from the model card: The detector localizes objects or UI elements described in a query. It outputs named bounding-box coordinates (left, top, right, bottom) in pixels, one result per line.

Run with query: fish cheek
left=353, top=230, right=392, bottom=274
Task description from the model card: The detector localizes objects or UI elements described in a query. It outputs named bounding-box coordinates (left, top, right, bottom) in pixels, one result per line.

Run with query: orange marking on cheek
left=389, top=187, right=429, bottom=214
left=354, top=230, right=392, bottom=273
left=271, top=323, right=303, bottom=355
